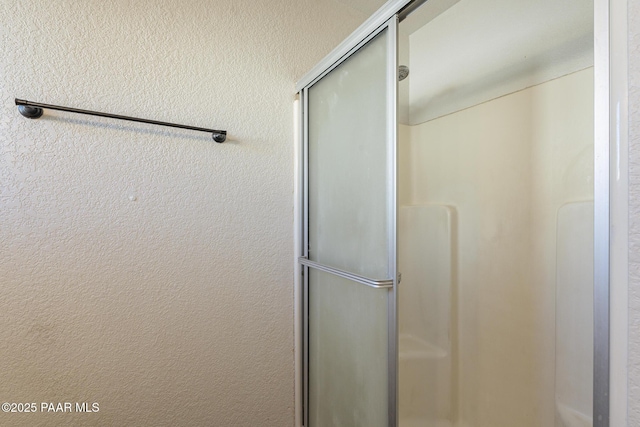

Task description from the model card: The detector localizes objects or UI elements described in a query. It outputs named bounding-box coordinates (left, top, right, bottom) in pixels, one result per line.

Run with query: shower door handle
left=298, top=257, right=393, bottom=289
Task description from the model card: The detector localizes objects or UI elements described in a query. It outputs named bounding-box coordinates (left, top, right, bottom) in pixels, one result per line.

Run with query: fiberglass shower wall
left=397, top=1, right=594, bottom=426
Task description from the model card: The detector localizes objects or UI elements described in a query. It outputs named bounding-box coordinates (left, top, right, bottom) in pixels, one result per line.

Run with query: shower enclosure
left=295, top=0, right=613, bottom=426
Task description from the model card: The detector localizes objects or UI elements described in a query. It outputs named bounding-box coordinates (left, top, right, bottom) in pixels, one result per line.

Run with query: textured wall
left=629, top=0, right=640, bottom=422
left=0, top=1, right=367, bottom=425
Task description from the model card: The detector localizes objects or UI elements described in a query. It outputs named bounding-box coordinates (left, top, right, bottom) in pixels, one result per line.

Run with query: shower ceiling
left=332, top=0, right=593, bottom=124
left=401, top=0, right=594, bottom=124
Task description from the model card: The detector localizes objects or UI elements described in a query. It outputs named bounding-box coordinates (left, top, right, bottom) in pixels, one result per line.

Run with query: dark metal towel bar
left=15, top=98, right=226, bottom=143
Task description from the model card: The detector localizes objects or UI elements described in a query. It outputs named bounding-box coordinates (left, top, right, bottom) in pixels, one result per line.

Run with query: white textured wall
left=629, top=0, right=640, bottom=423
left=0, top=1, right=367, bottom=425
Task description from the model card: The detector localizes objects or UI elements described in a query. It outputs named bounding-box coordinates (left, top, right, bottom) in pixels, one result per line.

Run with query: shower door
left=298, top=16, right=398, bottom=427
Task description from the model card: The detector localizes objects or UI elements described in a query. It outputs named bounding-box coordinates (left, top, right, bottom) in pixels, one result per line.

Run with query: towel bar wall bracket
left=17, top=104, right=44, bottom=119
left=15, top=98, right=227, bottom=143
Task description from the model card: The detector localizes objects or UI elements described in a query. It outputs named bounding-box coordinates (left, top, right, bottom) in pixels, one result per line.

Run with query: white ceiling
left=401, top=0, right=594, bottom=124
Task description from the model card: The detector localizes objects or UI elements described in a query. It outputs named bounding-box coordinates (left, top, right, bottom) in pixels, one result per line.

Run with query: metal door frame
left=294, top=0, right=627, bottom=425
left=298, top=16, right=399, bottom=427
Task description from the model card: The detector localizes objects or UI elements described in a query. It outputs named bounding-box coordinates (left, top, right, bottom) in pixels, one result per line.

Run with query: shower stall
left=295, top=0, right=610, bottom=426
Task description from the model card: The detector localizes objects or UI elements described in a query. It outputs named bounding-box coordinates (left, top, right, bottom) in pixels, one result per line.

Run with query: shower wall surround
left=399, top=68, right=594, bottom=427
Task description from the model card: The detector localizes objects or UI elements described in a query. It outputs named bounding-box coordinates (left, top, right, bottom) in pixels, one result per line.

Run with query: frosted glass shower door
left=300, top=17, right=398, bottom=427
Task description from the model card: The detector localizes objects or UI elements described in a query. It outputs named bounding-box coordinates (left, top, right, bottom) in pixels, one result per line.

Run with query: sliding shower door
left=299, top=17, right=398, bottom=427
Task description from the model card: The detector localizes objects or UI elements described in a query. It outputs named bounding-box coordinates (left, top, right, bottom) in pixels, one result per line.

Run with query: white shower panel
left=555, top=201, right=594, bottom=427
left=399, top=204, right=454, bottom=427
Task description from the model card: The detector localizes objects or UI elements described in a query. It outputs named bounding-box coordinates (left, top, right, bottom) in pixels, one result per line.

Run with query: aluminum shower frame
left=294, top=0, right=625, bottom=425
